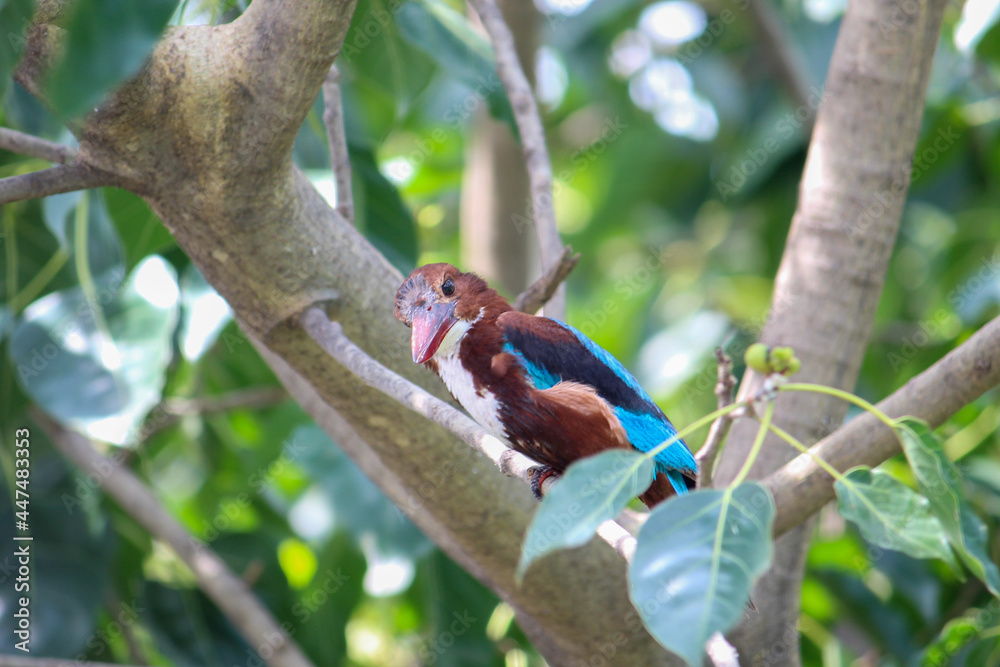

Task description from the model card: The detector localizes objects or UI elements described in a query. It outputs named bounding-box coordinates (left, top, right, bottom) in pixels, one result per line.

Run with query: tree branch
left=712, top=0, right=950, bottom=658
left=511, top=244, right=579, bottom=314
left=467, top=0, right=565, bottom=318
left=34, top=411, right=316, bottom=667
left=0, top=127, right=75, bottom=164
left=322, top=64, right=353, bottom=224
left=12, top=0, right=674, bottom=660
left=0, top=657, right=141, bottom=667
left=0, top=163, right=112, bottom=205
left=141, top=386, right=289, bottom=438
left=746, top=0, right=813, bottom=113
left=768, top=315, right=1000, bottom=536
left=695, top=349, right=737, bottom=488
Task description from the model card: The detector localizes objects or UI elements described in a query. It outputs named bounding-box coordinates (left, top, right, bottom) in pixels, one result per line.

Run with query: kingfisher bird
left=394, top=264, right=697, bottom=507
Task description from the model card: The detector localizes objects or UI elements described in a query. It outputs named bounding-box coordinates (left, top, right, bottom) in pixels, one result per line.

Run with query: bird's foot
left=528, top=466, right=559, bottom=500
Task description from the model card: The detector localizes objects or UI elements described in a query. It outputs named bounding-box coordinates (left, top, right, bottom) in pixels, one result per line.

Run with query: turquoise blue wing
left=498, top=313, right=697, bottom=493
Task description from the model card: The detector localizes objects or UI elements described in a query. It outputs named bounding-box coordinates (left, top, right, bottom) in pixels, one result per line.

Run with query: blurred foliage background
left=1, top=0, right=1000, bottom=664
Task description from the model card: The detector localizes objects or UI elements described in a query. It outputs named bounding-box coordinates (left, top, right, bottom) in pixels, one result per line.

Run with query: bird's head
left=394, top=264, right=503, bottom=364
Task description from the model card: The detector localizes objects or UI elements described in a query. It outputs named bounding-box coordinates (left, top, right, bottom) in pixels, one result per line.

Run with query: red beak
left=410, top=300, right=457, bottom=364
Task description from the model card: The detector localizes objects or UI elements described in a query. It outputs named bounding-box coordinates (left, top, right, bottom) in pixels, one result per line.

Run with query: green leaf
left=43, top=189, right=124, bottom=277
left=143, top=583, right=257, bottom=667
left=45, top=0, right=180, bottom=119
left=396, top=0, right=516, bottom=134
left=104, top=187, right=175, bottom=269
left=517, top=449, right=654, bottom=580
left=835, top=467, right=959, bottom=570
left=629, top=483, right=774, bottom=665
left=918, top=616, right=983, bottom=667
left=9, top=255, right=179, bottom=444
left=0, top=448, right=115, bottom=657
left=348, top=145, right=418, bottom=272
left=895, top=417, right=1000, bottom=597
left=341, top=0, right=436, bottom=124
left=0, top=0, right=34, bottom=104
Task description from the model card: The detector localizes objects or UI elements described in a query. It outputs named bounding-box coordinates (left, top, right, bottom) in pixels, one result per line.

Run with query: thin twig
left=467, top=0, right=564, bottom=318
left=0, top=164, right=112, bottom=205
left=298, top=307, right=635, bottom=561
left=746, top=0, right=813, bottom=114
left=141, top=386, right=289, bottom=439
left=0, top=127, right=75, bottom=164
left=696, top=348, right=738, bottom=488
left=322, top=64, right=354, bottom=224
left=512, top=245, right=579, bottom=314
left=0, top=657, right=142, bottom=667
left=34, top=411, right=316, bottom=667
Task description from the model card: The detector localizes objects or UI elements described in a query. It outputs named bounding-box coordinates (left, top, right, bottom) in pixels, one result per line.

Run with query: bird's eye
left=441, top=278, right=455, bottom=296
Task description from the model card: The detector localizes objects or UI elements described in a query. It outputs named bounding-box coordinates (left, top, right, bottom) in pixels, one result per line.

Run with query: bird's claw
left=528, top=466, right=559, bottom=500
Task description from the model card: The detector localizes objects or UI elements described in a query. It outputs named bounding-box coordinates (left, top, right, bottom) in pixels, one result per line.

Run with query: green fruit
left=745, top=343, right=771, bottom=373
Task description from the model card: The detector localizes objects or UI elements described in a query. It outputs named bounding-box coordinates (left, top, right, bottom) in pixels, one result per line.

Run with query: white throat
left=432, top=308, right=482, bottom=360
left=430, top=308, right=505, bottom=437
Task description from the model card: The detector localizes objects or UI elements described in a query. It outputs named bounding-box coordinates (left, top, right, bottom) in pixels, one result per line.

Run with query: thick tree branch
left=322, top=64, right=353, bottom=224
left=0, top=163, right=111, bottom=205
left=0, top=127, right=75, bottom=164
left=467, top=0, right=565, bottom=318
left=768, top=315, right=1000, bottom=536
left=511, top=244, right=579, bottom=314
left=713, top=0, right=950, bottom=660
left=12, top=0, right=674, bottom=661
left=34, top=411, right=315, bottom=667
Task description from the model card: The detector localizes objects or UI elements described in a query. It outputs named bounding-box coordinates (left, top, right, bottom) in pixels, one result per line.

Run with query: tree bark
left=15, top=1, right=671, bottom=663
left=712, top=1, right=950, bottom=663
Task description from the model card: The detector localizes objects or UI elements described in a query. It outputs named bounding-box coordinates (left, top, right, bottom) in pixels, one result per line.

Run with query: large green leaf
left=9, top=255, right=179, bottom=444
left=42, top=189, right=124, bottom=278
left=348, top=145, right=418, bottom=272
left=45, top=0, right=180, bottom=118
left=895, top=417, right=1000, bottom=597
left=629, top=483, right=774, bottom=665
left=294, top=533, right=366, bottom=667
left=0, top=447, right=115, bottom=657
left=835, top=467, right=959, bottom=570
left=812, top=569, right=919, bottom=659
left=396, top=0, right=516, bottom=134
left=341, top=0, right=436, bottom=123
left=0, top=0, right=34, bottom=104
left=418, top=550, right=505, bottom=667
left=517, top=449, right=655, bottom=580
left=104, top=187, right=175, bottom=268
left=143, top=582, right=256, bottom=667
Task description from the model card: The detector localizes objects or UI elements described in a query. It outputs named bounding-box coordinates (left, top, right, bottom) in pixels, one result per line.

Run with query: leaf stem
left=766, top=422, right=846, bottom=484
left=730, top=402, right=775, bottom=487
left=9, top=248, right=70, bottom=313
left=780, top=382, right=896, bottom=429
